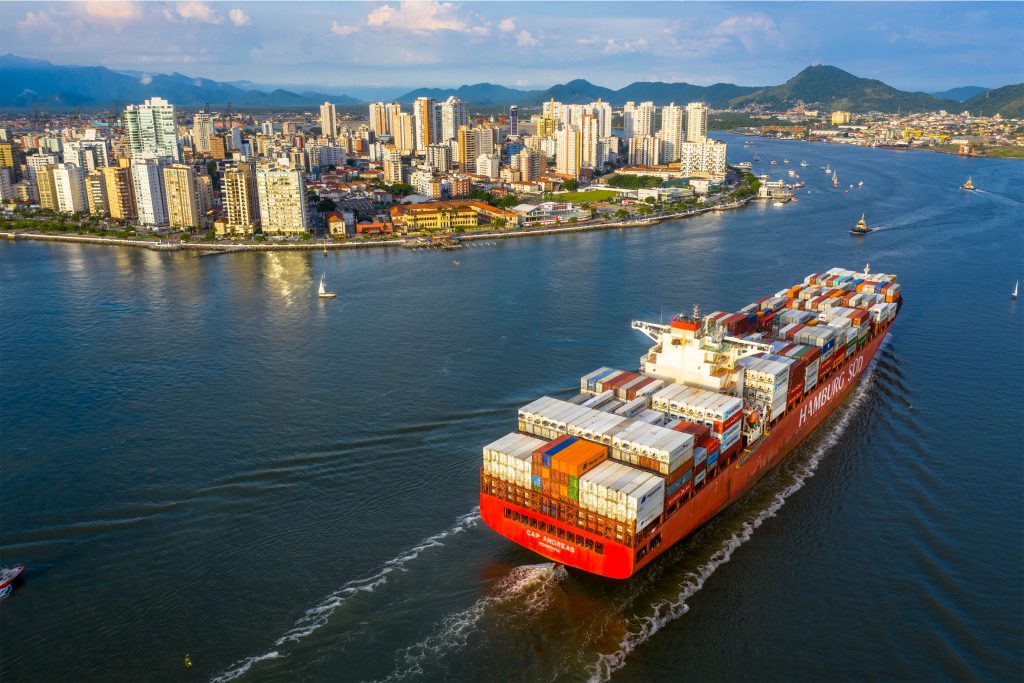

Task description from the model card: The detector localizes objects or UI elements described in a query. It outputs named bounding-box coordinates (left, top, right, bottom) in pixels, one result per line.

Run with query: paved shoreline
left=0, top=196, right=754, bottom=254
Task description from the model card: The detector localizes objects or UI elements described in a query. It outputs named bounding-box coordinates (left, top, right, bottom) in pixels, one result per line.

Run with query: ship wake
left=586, top=339, right=888, bottom=683
left=209, top=508, right=481, bottom=683
left=384, top=562, right=567, bottom=682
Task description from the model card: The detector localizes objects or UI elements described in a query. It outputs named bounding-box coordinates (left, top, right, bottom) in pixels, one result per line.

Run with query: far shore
left=0, top=196, right=756, bottom=254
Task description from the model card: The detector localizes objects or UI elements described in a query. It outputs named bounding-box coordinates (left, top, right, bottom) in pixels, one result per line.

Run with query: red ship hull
left=481, top=321, right=892, bottom=579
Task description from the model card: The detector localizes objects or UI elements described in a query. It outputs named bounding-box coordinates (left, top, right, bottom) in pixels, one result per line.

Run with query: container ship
left=480, top=266, right=902, bottom=579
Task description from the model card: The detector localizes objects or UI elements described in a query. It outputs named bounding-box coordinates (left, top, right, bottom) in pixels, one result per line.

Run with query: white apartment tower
left=623, top=101, right=657, bottom=140
left=686, top=102, right=709, bottom=142
left=256, top=169, right=308, bottom=235
left=50, top=163, right=87, bottom=213
left=440, top=97, right=470, bottom=142
left=579, top=114, right=601, bottom=170
left=555, top=126, right=582, bottom=178
left=320, top=102, right=338, bottom=141
left=660, top=103, right=685, bottom=162
left=124, top=97, right=180, bottom=162
left=131, top=156, right=169, bottom=226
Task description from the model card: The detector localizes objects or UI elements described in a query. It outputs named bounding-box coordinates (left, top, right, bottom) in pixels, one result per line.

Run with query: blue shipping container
left=587, top=368, right=618, bottom=392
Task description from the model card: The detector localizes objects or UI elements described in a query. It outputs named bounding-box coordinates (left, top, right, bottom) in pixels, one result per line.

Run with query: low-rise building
left=513, top=201, right=590, bottom=226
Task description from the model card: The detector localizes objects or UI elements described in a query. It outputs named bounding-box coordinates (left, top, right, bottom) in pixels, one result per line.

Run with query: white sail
left=319, top=274, right=326, bottom=296
left=1014, top=280, right=1019, bottom=298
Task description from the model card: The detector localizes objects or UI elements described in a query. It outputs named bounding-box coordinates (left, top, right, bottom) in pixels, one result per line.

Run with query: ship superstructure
left=480, top=267, right=902, bottom=578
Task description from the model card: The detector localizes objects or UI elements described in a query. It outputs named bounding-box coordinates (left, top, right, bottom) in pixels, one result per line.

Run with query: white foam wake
left=210, top=508, right=481, bottom=683
left=587, top=341, right=887, bottom=683
left=384, top=562, right=568, bottom=682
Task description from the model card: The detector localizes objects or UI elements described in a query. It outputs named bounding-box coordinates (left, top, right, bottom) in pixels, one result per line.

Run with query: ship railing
left=480, top=470, right=638, bottom=547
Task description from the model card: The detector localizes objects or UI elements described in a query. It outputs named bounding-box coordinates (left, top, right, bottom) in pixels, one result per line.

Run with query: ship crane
left=631, top=320, right=670, bottom=342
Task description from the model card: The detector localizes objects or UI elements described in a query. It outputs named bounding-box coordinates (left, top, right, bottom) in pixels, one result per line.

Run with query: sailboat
left=1012, top=280, right=1018, bottom=300
left=833, top=172, right=839, bottom=189
left=317, top=273, right=336, bottom=299
left=850, top=213, right=872, bottom=236
left=961, top=177, right=976, bottom=191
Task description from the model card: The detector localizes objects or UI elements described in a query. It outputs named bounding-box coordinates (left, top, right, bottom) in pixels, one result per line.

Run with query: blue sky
left=7, top=1, right=1024, bottom=92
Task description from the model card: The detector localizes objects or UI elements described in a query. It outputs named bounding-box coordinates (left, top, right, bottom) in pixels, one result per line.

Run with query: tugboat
left=961, top=176, right=976, bottom=191
left=850, top=213, right=872, bottom=236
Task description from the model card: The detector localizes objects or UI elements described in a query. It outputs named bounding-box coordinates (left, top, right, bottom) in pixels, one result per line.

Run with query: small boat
left=783, top=158, right=789, bottom=164
left=800, top=160, right=809, bottom=167
left=850, top=213, right=872, bottom=236
left=770, top=160, right=778, bottom=165
left=833, top=172, right=839, bottom=189
left=317, top=273, right=336, bottom=299
left=858, top=181, right=864, bottom=187
left=0, top=566, right=24, bottom=597
left=744, top=141, right=754, bottom=146
left=961, top=177, right=975, bottom=191
left=824, top=164, right=832, bottom=173
left=753, top=154, right=760, bottom=161
left=1012, top=280, right=1018, bottom=300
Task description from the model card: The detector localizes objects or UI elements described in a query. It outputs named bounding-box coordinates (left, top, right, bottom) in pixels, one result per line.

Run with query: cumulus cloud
left=516, top=30, right=539, bottom=47
left=17, top=10, right=59, bottom=32
left=577, top=36, right=600, bottom=46
left=713, top=13, right=781, bottom=52
left=331, top=21, right=357, bottom=37
left=228, top=8, right=250, bottom=27
left=499, top=17, right=516, bottom=33
left=602, top=38, right=650, bottom=54
left=140, top=74, right=153, bottom=85
left=80, top=1, right=142, bottom=23
left=177, top=2, right=223, bottom=25
left=366, top=1, right=490, bottom=35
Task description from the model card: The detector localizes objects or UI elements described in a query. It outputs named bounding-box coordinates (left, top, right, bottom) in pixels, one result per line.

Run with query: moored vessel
left=481, top=267, right=902, bottom=578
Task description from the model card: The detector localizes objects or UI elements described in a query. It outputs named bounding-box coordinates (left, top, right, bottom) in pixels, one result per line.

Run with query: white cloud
left=516, top=30, right=539, bottom=47
left=365, top=1, right=490, bottom=35
left=17, top=10, right=59, bottom=32
left=499, top=17, right=516, bottom=33
left=577, top=36, right=599, bottom=46
left=331, top=21, right=358, bottom=38
left=140, top=74, right=153, bottom=85
left=602, top=38, right=650, bottom=55
left=713, top=13, right=781, bottom=52
left=228, top=9, right=250, bottom=27
left=177, top=2, right=223, bottom=25
left=80, top=1, right=142, bottom=24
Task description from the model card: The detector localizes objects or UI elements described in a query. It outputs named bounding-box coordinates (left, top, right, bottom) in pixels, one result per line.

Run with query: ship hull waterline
left=480, top=324, right=891, bottom=579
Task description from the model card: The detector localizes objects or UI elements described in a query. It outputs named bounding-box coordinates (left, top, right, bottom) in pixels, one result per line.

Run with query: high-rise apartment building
left=51, top=164, right=87, bottom=213
left=515, top=149, right=543, bottom=181
left=369, top=102, right=390, bottom=137
left=457, top=126, right=496, bottom=173
left=555, top=126, right=582, bottom=178
left=85, top=169, right=109, bottom=216
left=132, top=156, right=169, bottom=226
left=591, top=100, right=613, bottom=138
left=36, top=165, right=58, bottom=211
left=102, top=166, right=135, bottom=220
left=509, top=105, right=519, bottom=136
left=623, top=101, right=657, bottom=140
left=475, top=153, right=500, bottom=180
left=392, top=113, right=415, bottom=155
left=223, top=164, right=258, bottom=234
left=440, top=97, right=470, bottom=142
left=256, top=169, right=308, bottom=235
left=660, top=103, right=685, bottom=162
left=685, top=102, right=709, bottom=142
left=163, top=164, right=200, bottom=230
left=320, top=102, right=338, bottom=140
left=628, top=136, right=663, bottom=166
left=124, top=97, right=180, bottom=161
left=425, top=144, right=452, bottom=173
left=580, top=114, right=601, bottom=170
left=413, top=97, right=439, bottom=153
left=383, top=146, right=404, bottom=184
left=0, top=142, right=14, bottom=169
left=679, top=139, right=727, bottom=177
left=192, top=111, right=214, bottom=154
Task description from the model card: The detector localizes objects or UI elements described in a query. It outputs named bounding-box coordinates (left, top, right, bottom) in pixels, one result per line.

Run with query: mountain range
left=0, top=54, right=359, bottom=109
left=2, top=55, right=1021, bottom=117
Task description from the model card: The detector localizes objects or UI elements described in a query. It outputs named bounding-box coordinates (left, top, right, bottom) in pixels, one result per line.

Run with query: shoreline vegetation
left=0, top=196, right=755, bottom=254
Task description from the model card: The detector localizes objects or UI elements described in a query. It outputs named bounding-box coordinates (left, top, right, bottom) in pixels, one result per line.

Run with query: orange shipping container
left=551, top=439, right=608, bottom=478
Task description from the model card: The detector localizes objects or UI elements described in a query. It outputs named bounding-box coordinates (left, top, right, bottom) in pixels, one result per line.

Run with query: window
left=595, top=543, right=605, bottom=555
left=557, top=528, right=565, bottom=539
left=512, top=511, right=520, bottom=523
left=585, top=538, right=594, bottom=550
left=504, top=508, right=512, bottom=519
left=529, top=517, right=538, bottom=528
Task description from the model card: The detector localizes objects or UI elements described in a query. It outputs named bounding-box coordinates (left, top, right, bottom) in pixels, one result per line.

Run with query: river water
left=1, top=135, right=1022, bottom=682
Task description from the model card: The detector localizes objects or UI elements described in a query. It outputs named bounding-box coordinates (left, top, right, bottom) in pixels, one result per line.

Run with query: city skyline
left=6, top=1, right=1023, bottom=94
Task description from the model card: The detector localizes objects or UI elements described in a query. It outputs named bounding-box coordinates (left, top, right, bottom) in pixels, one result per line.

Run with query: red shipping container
left=604, top=371, right=640, bottom=392
left=666, top=462, right=693, bottom=485
left=626, top=376, right=657, bottom=400
left=673, top=420, right=711, bottom=440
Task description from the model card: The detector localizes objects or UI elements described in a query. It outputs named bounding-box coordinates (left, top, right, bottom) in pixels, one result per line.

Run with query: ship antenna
left=692, top=303, right=700, bottom=321
left=864, top=261, right=870, bottom=275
